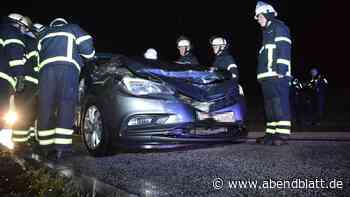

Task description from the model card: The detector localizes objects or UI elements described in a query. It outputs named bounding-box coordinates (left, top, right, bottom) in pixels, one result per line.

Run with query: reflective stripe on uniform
left=38, top=129, right=55, bottom=137
left=39, top=56, right=80, bottom=72
left=259, top=46, right=264, bottom=54
left=276, top=59, right=291, bottom=66
left=0, top=72, right=16, bottom=89
left=26, top=51, right=39, bottom=59
left=0, top=38, right=4, bottom=46
left=9, top=58, right=26, bottom=67
left=275, top=128, right=291, bottom=135
left=277, top=121, right=291, bottom=127
left=267, top=122, right=277, bottom=127
left=24, top=76, right=38, bottom=84
left=266, top=128, right=275, bottom=134
left=4, top=39, right=25, bottom=47
left=81, top=50, right=95, bottom=59
left=56, top=128, right=74, bottom=135
left=275, top=37, right=292, bottom=44
left=12, top=137, right=29, bottom=142
left=76, top=35, right=92, bottom=45
left=232, top=73, right=237, bottom=78
left=54, top=138, right=72, bottom=144
left=39, top=139, right=54, bottom=145
left=257, top=71, right=278, bottom=79
left=227, top=64, right=237, bottom=71
left=276, top=59, right=292, bottom=77
left=12, top=130, right=29, bottom=135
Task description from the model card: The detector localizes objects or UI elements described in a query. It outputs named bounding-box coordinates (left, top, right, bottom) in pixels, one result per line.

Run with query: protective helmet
left=176, top=36, right=191, bottom=48
left=50, top=18, right=68, bottom=27
left=8, top=13, right=30, bottom=28
left=254, top=1, right=277, bottom=20
left=210, top=36, right=227, bottom=46
left=210, top=36, right=228, bottom=55
left=144, top=48, right=158, bottom=60
left=32, top=23, right=45, bottom=33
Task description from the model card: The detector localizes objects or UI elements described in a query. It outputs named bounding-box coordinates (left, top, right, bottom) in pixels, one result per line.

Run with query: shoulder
left=272, top=20, right=290, bottom=33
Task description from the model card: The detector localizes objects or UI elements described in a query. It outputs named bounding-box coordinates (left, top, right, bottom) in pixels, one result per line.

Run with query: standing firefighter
left=175, top=36, right=199, bottom=65
left=210, top=36, right=240, bottom=98
left=307, top=68, right=328, bottom=125
left=255, top=1, right=292, bottom=145
left=37, top=18, right=95, bottom=159
left=12, top=20, right=44, bottom=148
left=0, top=13, right=29, bottom=150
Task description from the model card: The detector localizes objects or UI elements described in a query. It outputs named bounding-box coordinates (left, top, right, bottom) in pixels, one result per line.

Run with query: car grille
left=178, top=94, right=236, bottom=112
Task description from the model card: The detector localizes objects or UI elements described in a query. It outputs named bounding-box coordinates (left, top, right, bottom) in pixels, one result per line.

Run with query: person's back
left=39, top=23, right=94, bottom=72
left=36, top=18, right=95, bottom=160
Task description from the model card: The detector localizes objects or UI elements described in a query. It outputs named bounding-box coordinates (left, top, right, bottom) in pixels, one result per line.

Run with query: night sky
left=1, top=0, right=348, bottom=92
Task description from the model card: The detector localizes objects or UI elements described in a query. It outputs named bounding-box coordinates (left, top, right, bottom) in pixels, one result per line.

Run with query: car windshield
left=125, top=57, right=228, bottom=84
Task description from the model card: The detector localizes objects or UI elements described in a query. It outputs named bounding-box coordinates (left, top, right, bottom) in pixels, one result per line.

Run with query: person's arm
left=73, top=25, right=95, bottom=60
left=4, top=32, right=26, bottom=77
left=226, top=56, right=239, bottom=80
left=274, top=24, right=292, bottom=77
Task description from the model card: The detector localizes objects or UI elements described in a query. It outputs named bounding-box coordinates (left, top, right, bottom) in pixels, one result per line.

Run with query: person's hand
left=15, top=76, right=25, bottom=93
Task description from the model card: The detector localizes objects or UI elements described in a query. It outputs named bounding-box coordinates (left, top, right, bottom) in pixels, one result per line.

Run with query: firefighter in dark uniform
left=175, top=36, right=199, bottom=65
left=254, top=2, right=292, bottom=145
left=209, top=36, right=240, bottom=98
left=290, top=77, right=303, bottom=124
left=0, top=14, right=29, bottom=148
left=12, top=19, right=45, bottom=147
left=307, top=68, right=328, bottom=125
left=37, top=18, right=95, bottom=159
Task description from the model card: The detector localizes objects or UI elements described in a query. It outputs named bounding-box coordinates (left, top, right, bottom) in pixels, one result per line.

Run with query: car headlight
left=122, top=77, right=174, bottom=96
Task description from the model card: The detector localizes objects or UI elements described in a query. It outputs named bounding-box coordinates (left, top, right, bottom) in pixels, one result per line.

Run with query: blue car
left=79, top=54, right=247, bottom=156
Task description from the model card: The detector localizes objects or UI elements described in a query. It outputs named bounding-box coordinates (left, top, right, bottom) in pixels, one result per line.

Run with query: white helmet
left=8, top=13, right=30, bottom=27
left=50, top=18, right=68, bottom=27
left=210, top=37, right=227, bottom=46
left=176, top=36, right=191, bottom=48
left=177, top=39, right=190, bottom=47
left=254, top=1, right=277, bottom=20
left=144, top=48, right=158, bottom=60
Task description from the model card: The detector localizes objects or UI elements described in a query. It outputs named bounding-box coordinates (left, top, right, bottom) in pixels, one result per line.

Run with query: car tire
left=81, top=98, right=112, bottom=157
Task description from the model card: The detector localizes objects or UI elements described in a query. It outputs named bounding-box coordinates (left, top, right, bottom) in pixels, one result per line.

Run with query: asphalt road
left=48, top=139, right=350, bottom=197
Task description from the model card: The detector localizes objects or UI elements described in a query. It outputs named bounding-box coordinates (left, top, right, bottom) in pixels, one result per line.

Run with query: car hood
left=124, top=58, right=236, bottom=102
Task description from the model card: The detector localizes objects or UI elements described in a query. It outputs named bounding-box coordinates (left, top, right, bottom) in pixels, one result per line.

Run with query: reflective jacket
left=257, top=19, right=292, bottom=81
left=38, top=23, right=95, bottom=72
left=0, top=24, right=26, bottom=88
left=213, top=50, right=239, bottom=80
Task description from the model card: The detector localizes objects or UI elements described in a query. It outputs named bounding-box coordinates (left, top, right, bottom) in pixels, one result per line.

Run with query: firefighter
left=209, top=36, right=240, bottom=98
left=306, top=68, right=328, bottom=125
left=37, top=18, right=95, bottom=160
left=12, top=18, right=42, bottom=148
left=0, top=13, right=29, bottom=150
left=175, top=36, right=199, bottom=65
left=290, top=77, right=303, bottom=124
left=254, top=1, right=292, bottom=145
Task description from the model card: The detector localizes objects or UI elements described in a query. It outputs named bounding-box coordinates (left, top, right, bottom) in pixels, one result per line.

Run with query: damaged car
left=78, top=53, right=247, bottom=156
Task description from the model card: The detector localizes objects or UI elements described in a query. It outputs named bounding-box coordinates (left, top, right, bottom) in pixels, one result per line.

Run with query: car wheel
left=82, top=101, right=111, bottom=157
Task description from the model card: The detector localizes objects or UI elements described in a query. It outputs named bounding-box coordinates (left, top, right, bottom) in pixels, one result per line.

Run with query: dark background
left=1, top=1, right=349, bottom=124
